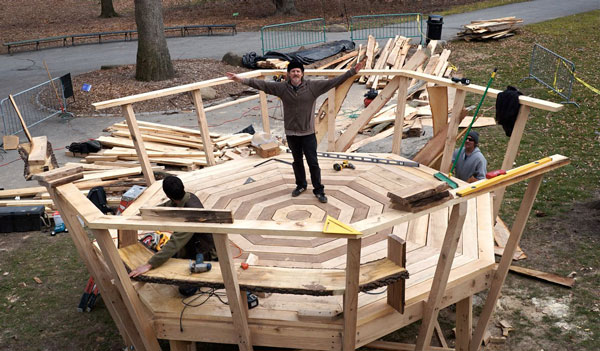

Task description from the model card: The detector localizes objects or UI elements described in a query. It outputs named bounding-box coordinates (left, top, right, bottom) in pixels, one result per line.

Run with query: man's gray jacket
left=241, top=68, right=357, bottom=136
left=452, top=147, right=488, bottom=181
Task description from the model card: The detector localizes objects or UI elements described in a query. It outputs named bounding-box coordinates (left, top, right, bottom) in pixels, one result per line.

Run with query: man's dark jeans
left=286, top=134, right=324, bottom=195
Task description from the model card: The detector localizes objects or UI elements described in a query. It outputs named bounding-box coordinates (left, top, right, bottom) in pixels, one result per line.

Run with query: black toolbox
left=0, top=206, right=46, bottom=233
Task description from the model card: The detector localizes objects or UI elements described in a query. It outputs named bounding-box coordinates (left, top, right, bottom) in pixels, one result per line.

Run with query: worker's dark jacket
left=241, top=68, right=357, bottom=136
left=147, top=192, right=217, bottom=268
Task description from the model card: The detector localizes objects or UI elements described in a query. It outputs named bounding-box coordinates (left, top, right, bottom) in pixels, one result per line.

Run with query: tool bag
left=495, top=86, right=523, bottom=137
left=87, top=186, right=113, bottom=214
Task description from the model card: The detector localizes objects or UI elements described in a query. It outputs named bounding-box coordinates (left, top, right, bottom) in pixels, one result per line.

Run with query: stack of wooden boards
left=387, top=180, right=452, bottom=213
left=90, top=120, right=258, bottom=170
left=457, top=17, right=523, bottom=41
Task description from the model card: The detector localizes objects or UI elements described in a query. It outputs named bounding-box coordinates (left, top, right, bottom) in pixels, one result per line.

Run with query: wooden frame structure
left=37, top=69, right=569, bottom=351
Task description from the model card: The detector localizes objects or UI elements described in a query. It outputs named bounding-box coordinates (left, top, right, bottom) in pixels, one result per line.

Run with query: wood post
left=391, top=77, right=410, bottom=155
left=51, top=190, right=141, bottom=350
left=470, top=175, right=544, bottom=351
left=343, top=238, right=362, bottom=350
left=415, top=202, right=468, bottom=350
left=440, top=89, right=466, bottom=173
left=191, top=90, right=216, bottom=166
left=213, top=234, right=253, bottom=351
left=387, top=234, right=406, bottom=313
left=455, top=296, right=472, bottom=351
left=121, top=104, right=156, bottom=185
left=170, top=340, right=197, bottom=351
left=492, top=105, right=531, bottom=220
left=91, top=227, right=161, bottom=351
left=327, top=88, right=336, bottom=151
left=118, top=229, right=138, bottom=248
left=259, top=77, right=270, bottom=134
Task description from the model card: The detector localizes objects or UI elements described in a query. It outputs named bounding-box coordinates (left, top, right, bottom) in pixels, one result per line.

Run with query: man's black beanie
left=287, top=60, right=304, bottom=72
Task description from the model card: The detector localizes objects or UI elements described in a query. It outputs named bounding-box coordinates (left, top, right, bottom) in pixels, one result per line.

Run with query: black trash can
left=426, top=15, right=444, bottom=43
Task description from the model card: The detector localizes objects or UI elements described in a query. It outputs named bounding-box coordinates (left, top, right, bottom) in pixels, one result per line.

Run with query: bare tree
left=134, top=0, right=174, bottom=81
left=273, top=0, right=300, bottom=15
left=100, top=0, right=119, bottom=18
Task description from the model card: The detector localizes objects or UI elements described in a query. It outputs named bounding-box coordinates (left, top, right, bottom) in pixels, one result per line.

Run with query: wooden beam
left=8, top=94, right=33, bottom=142
left=121, top=104, right=155, bottom=185
left=455, top=296, right=472, bottom=351
left=469, top=175, right=544, bottom=351
left=204, top=94, right=260, bottom=112
left=28, top=136, right=48, bottom=165
left=366, top=340, right=455, bottom=351
left=343, top=238, right=362, bottom=351
left=191, top=90, right=217, bottom=166
left=118, top=230, right=138, bottom=248
left=139, top=207, right=234, bottom=223
left=51, top=191, right=141, bottom=350
left=434, top=320, right=449, bottom=348
left=169, top=340, right=197, bottom=351
left=492, top=105, right=530, bottom=220
left=427, top=86, right=449, bottom=137
left=415, top=202, right=468, bottom=350
left=327, top=88, right=336, bottom=151
left=315, top=75, right=356, bottom=145
left=506, top=264, right=575, bottom=288
left=213, top=234, right=253, bottom=351
left=91, top=227, right=161, bottom=351
left=391, top=77, right=410, bottom=155
left=440, top=90, right=467, bottom=173
left=259, top=77, right=270, bottom=134
left=387, top=234, right=406, bottom=313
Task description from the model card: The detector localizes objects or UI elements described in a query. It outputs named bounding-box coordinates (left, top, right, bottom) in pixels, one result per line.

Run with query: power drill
left=333, top=160, right=355, bottom=171
left=190, top=253, right=212, bottom=273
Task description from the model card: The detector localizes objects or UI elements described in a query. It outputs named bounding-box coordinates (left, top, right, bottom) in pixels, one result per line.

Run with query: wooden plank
left=493, top=105, right=531, bottom=219
left=336, top=77, right=401, bottom=152
left=347, top=126, right=395, bottom=153
left=343, top=238, right=362, bottom=351
left=366, top=340, right=454, bottom=351
left=212, top=234, right=253, bottom=351
left=469, top=175, right=544, bottom=351
left=169, top=340, right=196, bottom=351
left=455, top=296, right=472, bottom=351
left=327, top=88, right=337, bottom=151
left=8, top=95, right=32, bottom=142
left=415, top=202, right=468, bottom=350
left=315, top=75, right=356, bottom=145
left=413, top=107, right=466, bottom=167
left=3, top=135, right=19, bottom=150
left=139, top=207, right=234, bottom=223
left=28, top=136, right=48, bottom=165
left=318, top=50, right=358, bottom=69
left=121, top=104, right=155, bottom=185
left=387, top=234, right=406, bottom=313
left=258, top=77, right=270, bottom=134
left=51, top=191, right=141, bottom=350
left=507, top=264, right=575, bottom=288
left=434, top=320, right=449, bottom=348
left=391, top=77, right=410, bottom=155
left=191, top=89, right=217, bottom=166
left=32, top=164, right=84, bottom=183
left=427, top=86, right=448, bottom=137
left=0, top=186, right=46, bottom=199
left=440, top=89, right=467, bottom=173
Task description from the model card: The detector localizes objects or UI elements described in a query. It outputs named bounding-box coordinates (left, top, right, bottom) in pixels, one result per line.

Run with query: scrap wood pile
left=457, top=17, right=523, bottom=41
left=2, top=120, right=270, bottom=214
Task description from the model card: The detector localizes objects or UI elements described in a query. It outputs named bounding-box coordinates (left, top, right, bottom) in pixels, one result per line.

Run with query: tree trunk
left=100, top=0, right=119, bottom=18
left=273, top=0, right=300, bottom=15
left=134, top=0, right=175, bottom=81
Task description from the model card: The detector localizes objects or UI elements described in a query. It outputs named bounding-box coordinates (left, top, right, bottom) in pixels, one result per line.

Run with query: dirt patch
left=69, top=58, right=251, bottom=116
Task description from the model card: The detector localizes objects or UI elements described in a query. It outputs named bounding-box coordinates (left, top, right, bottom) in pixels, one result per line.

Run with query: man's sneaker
left=315, top=193, right=328, bottom=203
left=291, top=187, right=306, bottom=197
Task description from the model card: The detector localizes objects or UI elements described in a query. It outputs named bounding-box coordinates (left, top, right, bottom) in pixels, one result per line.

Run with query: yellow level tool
left=457, top=157, right=553, bottom=197
left=323, top=215, right=361, bottom=235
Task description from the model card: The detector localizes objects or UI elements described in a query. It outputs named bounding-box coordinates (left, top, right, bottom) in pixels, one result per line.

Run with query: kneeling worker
left=452, top=131, right=487, bottom=183
left=128, top=176, right=217, bottom=278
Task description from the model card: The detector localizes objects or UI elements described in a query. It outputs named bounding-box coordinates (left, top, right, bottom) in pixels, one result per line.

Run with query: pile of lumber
left=457, top=17, right=523, bottom=41
left=256, top=59, right=289, bottom=69
left=93, top=120, right=255, bottom=171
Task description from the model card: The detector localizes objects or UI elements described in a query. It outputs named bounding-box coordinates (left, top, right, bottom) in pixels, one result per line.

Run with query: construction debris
left=457, top=17, right=523, bottom=41
left=387, top=180, right=452, bottom=212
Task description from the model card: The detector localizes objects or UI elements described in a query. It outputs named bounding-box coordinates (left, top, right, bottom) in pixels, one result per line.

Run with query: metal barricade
left=350, top=13, right=424, bottom=43
left=0, top=77, right=68, bottom=140
left=521, top=43, right=578, bottom=106
left=260, top=18, right=326, bottom=55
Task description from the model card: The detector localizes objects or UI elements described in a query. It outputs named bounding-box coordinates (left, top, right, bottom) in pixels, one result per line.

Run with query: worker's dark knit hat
left=163, top=175, right=185, bottom=201
left=287, top=60, right=304, bottom=72
left=468, top=131, right=479, bottom=144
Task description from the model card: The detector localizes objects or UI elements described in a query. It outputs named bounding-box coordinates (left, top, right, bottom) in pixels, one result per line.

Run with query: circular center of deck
left=286, top=210, right=311, bottom=221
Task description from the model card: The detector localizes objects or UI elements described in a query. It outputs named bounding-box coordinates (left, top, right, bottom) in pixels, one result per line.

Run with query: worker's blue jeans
left=287, top=133, right=324, bottom=195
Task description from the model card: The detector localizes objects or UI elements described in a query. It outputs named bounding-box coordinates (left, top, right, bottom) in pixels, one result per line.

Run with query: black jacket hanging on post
left=495, top=86, right=523, bottom=137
